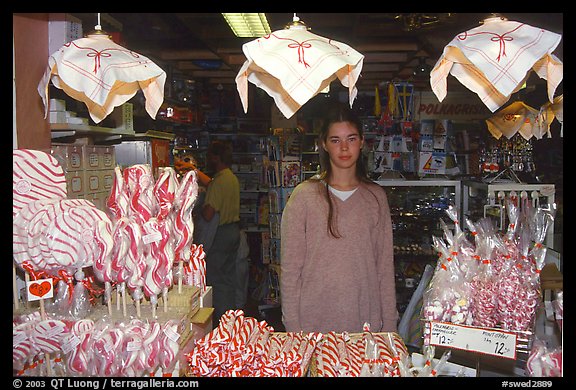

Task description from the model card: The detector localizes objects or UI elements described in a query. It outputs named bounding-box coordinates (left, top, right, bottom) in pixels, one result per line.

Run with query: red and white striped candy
left=13, top=198, right=60, bottom=269
left=159, top=320, right=180, bottom=374
left=26, top=200, right=92, bottom=268
left=93, top=327, right=123, bottom=376
left=107, top=166, right=130, bottom=220
left=142, top=321, right=162, bottom=374
left=65, top=319, right=94, bottom=375
left=13, top=149, right=67, bottom=217
left=154, top=167, right=178, bottom=221
left=142, top=218, right=165, bottom=300
left=173, top=170, right=198, bottom=261
left=346, top=338, right=363, bottom=376
left=318, top=332, right=340, bottom=377
left=124, top=164, right=156, bottom=224
left=13, top=322, right=34, bottom=366
left=118, top=220, right=144, bottom=293
left=109, top=217, right=130, bottom=283
left=31, top=319, right=69, bottom=354
left=93, top=218, right=114, bottom=282
left=41, top=203, right=112, bottom=272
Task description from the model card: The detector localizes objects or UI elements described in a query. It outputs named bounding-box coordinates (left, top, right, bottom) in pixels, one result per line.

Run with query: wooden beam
left=159, top=50, right=220, bottom=60
left=363, top=52, right=408, bottom=63
left=355, top=41, right=419, bottom=52
left=208, top=78, right=237, bottom=84
left=220, top=53, right=248, bottom=65
left=189, top=70, right=237, bottom=78
left=361, top=63, right=399, bottom=72
left=176, top=61, right=231, bottom=70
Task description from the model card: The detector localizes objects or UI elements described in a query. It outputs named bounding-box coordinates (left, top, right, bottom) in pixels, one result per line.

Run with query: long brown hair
left=309, top=106, right=374, bottom=238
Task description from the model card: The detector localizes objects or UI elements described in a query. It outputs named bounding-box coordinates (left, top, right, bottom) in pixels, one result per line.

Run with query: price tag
left=428, top=321, right=517, bottom=360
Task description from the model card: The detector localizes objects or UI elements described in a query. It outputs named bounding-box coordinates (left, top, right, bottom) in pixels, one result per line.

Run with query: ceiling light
left=222, top=13, right=271, bottom=37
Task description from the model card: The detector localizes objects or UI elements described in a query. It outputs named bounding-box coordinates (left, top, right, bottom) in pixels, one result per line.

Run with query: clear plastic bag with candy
left=422, top=236, right=470, bottom=324
left=470, top=218, right=500, bottom=328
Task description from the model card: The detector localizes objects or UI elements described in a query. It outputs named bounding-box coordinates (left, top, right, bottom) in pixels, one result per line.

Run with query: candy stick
left=430, top=349, right=451, bottom=377
left=13, top=264, right=20, bottom=310
left=24, top=272, right=30, bottom=309
left=122, top=284, right=127, bottom=317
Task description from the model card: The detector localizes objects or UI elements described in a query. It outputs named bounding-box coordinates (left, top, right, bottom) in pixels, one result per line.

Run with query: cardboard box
left=82, top=145, right=116, bottom=170
left=48, top=13, right=83, bottom=55
left=100, top=169, right=115, bottom=192
left=51, top=143, right=84, bottom=171
left=49, top=98, right=66, bottom=112
left=84, top=170, right=102, bottom=193
left=191, top=307, right=214, bottom=339
left=66, top=170, right=85, bottom=197
left=200, top=286, right=213, bottom=308
left=110, top=103, right=134, bottom=132
left=84, top=191, right=109, bottom=213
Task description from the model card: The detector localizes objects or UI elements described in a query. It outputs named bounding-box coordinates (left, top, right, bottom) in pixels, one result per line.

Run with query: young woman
left=280, top=107, right=398, bottom=333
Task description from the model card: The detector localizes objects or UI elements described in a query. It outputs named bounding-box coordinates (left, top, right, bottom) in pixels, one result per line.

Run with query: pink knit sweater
left=280, top=180, right=398, bottom=333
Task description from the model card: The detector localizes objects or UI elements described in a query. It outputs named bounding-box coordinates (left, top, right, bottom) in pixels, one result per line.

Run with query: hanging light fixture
left=430, top=15, right=563, bottom=112
left=38, top=13, right=167, bottom=124
left=235, top=13, right=364, bottom=119
left=222, top=13, right=271, bottom=37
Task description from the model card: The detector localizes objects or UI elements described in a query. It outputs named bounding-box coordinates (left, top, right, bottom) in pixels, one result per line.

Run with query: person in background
left=280, top=106, right=398, bottom=334
left=192, top=140, right=241, bottom=323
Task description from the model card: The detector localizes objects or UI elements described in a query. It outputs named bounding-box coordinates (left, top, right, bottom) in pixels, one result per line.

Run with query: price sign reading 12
left=429, top=321, right=518, bottom=360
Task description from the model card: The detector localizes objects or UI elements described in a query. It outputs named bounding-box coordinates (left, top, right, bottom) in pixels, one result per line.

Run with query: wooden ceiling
left=70, top=12, right=563, bottom=94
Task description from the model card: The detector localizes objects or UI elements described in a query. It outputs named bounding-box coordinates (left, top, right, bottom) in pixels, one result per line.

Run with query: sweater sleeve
left=279, top=184, right=308, bottom=332
left=376, top=188, right=399, bottom=332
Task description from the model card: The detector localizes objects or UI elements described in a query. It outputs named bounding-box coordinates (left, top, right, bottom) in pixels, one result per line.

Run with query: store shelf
left=50, top=123, right=136, bottom=139
left=462, top=180, right=556, bottom=249
left=376, top=180, right=461, bottom=316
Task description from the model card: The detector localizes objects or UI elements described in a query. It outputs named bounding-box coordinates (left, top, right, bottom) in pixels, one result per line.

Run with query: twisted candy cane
left=92, top=327, right=123, bottom=376
left=107, top=166, right=130, bottom=220
left=173, top=170, right=198, bottom=261
left=124, top=164, right=156, bottom=224
left=159, top=320, right=180, bottom=375
left=154, top=166, right=178, bottom=221
left=66, top=319, right=94, bottom=375
left=142, top=321, right=162, bottom=374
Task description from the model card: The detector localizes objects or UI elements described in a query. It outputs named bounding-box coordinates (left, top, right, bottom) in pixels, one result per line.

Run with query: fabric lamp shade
left=38, top=32, right=166, bottom=124
left=236, top=24, right=364, bottom=119
left=430, top=16, right=563, bottom=113
left=485, top=101, right=540, bottom=140
left=537, top=94, right=563, bottom=138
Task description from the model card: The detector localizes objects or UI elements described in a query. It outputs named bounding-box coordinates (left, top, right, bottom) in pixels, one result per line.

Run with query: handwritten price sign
left=26, top=278, right=54, bottom=302
left=428, top=321, right=518, bottom=360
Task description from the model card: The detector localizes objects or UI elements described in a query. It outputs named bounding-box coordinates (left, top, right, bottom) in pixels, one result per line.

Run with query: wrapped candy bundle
left=119, top=320, right=147, bottom=377
left=526, top=339, right=562, bottom=377
left=158, top=320, right=181, bottom=376
left=187, top=310, right=320, bottom=377
left=469, top=218, right=500, bottom=328
left=64, top=318, right=95, bottom=376
left=553, top=291, right=563, bottom=332
left=422, top=236, right=470, bottom=324
left=91, top=322, right=124, bottom=376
